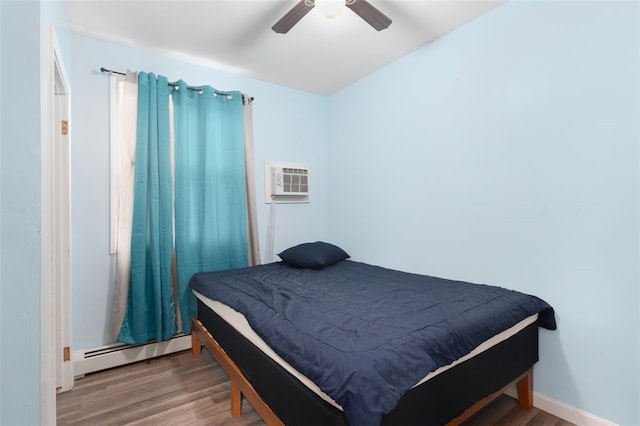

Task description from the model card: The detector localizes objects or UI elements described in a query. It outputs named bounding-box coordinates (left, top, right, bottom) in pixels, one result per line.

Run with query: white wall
left=70, top=34, right=330, bottom=349
left=1, top=1, right=43, bottom=424
left=328, top=1, right=639, bottom=425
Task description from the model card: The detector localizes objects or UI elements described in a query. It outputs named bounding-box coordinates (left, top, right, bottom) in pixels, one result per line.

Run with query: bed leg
left=230, top=381, right=242, bottom=418
left=191, top=316, right=284, bottom=425
left=191, top=318, right=202, bottom=356
left=516, top=368, right=534, bottom=409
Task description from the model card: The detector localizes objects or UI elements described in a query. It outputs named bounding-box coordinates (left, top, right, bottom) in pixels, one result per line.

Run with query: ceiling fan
left=272, top=0, right=392, bottom=34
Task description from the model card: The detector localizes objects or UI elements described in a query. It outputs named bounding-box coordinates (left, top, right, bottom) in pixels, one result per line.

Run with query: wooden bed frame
left=192, top=308, right=537, bottom=425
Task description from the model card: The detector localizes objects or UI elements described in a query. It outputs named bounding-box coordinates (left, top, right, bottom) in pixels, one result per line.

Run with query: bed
left=189, top=242, right=556, bottom=425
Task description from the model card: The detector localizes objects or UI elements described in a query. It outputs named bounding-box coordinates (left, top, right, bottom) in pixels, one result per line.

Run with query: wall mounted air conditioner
left=265, top=161, right=310, bottom=203
left=272, top=166, right=309, bottom=196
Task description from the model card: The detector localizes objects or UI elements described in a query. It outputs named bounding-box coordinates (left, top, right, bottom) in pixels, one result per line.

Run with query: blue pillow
left=278, top=241, right=350, bottom=269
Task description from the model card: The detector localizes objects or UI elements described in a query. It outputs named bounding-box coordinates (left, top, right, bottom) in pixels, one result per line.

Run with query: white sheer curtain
left=243, top=95, right=261, bottom=266
left=109, top=70, right=138, bottom=340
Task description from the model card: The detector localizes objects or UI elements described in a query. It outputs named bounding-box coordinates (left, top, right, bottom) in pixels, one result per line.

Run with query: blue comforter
left=189, top=261, right=555, bottom=425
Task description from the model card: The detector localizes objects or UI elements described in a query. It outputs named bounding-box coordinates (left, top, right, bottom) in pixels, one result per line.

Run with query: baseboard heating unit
left=73, top=334, right=192, bottom=377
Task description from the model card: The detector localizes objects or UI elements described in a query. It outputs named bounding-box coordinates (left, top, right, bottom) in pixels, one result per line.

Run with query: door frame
left=41, top=24, right=72, bottom=424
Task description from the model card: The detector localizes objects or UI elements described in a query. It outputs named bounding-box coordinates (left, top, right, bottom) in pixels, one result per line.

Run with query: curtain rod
left=100, top=67, right=255, bottom=102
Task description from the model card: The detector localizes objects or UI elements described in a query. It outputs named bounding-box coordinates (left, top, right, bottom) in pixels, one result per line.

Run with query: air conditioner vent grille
left=265, top=161, right=310, bottom=203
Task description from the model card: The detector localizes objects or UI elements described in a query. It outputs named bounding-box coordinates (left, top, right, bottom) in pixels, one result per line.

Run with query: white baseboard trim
left=73, top=335, right=192, bottom=377
left=504, top=387, right=616, bottom=426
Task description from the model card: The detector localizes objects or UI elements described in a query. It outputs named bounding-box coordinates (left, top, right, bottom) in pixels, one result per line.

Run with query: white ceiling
left=65, top=0, right=505, bottom=95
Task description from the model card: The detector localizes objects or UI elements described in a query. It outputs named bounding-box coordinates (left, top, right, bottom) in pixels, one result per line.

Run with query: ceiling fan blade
left=347, top=0, right=392, bottom=31
left=272, top=1, right=314, bottom=34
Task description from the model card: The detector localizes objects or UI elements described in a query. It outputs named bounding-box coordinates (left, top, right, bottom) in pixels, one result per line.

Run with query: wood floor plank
left=68, top=374, right=186, bottom=423
left=58, top=350, right=574, bottom=426
left=525, top=410, right=569, bottom=426
left=497, top=403, right=540, bottom=425
left=124, top=397, right=219, bottom=426
left=461, top=394, right=520, bottom=425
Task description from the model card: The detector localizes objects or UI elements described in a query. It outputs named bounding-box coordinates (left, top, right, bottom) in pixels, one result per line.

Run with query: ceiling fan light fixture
left=315, top=0, right=346, bottom=19
left=272, top=0, right=390, bottom=34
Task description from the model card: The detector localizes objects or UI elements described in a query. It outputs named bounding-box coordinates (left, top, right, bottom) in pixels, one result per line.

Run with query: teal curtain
left=117, top=73, right=176, bottom=344
left=172, top=82, right=249, bottom=334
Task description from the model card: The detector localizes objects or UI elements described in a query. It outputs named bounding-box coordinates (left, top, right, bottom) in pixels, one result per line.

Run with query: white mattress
left=193, top=290, right=538, bottom=410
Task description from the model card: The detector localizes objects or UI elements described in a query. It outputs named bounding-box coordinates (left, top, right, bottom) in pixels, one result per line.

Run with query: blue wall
left=1, top=1, right=4, bottom=422
left=41, top=0, right=72, bottom=72
left=69, top=34, right=330, bottom=349
left=328, top=1, right=639, bottom=424
left=1, top=1, right=43, bottom=424
left=3, top=0, right=636, bottom=424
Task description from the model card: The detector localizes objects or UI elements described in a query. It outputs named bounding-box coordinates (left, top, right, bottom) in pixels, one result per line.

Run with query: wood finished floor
left=57, top=350, right=574, bottom=426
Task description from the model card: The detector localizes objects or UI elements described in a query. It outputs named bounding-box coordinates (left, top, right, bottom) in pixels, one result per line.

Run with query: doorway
left=53, top=47, right=72, bottom=393
left=41, top=25, right=72, bottom=425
